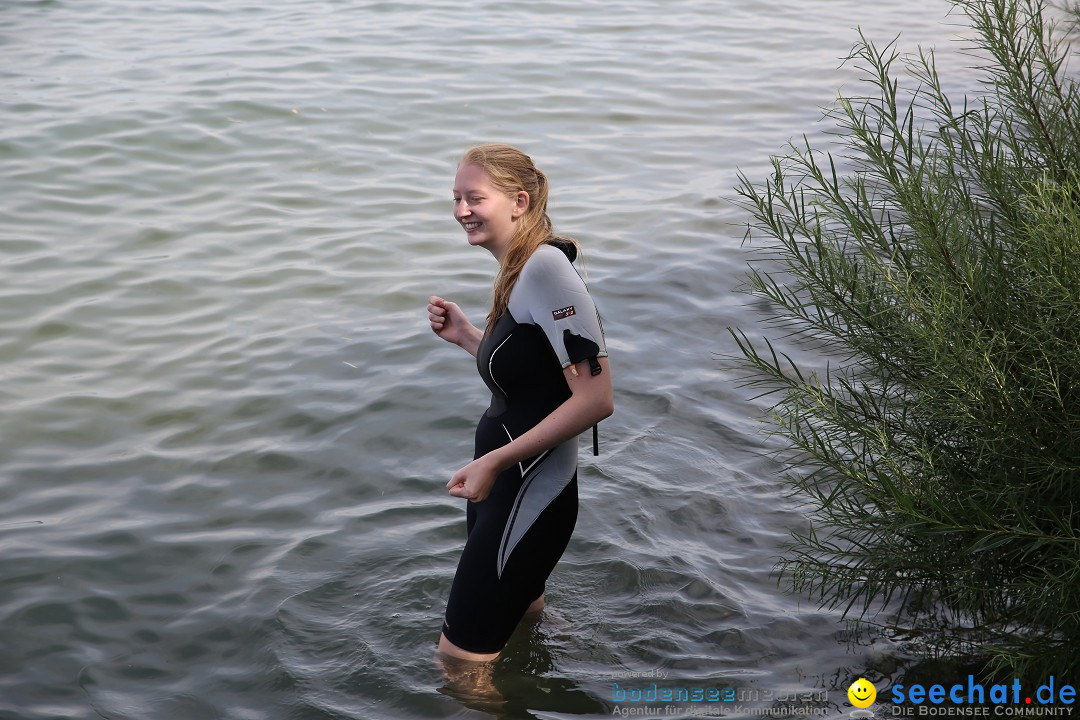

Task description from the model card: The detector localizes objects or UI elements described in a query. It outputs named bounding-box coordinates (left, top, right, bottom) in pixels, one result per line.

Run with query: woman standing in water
left=427, top=144, right=613, bottom=661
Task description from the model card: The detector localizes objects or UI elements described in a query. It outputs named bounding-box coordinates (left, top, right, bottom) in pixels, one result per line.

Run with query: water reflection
left=0, top=0, right=976, bottom=716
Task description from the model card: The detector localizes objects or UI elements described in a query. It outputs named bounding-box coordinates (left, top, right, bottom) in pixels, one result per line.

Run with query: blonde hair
left=460, top=144, right=580, bottom=327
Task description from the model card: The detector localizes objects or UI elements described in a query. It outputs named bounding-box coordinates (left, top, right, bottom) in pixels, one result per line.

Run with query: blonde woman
left=427, top=144, right=613, bottom=661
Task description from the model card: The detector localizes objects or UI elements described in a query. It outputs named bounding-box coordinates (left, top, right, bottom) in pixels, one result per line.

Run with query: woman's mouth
left=463, top=221, right=481, bottom=232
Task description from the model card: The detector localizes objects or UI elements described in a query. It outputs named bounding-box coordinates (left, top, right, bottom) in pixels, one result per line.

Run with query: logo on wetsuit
left=552, top=305, right=576, bottom=320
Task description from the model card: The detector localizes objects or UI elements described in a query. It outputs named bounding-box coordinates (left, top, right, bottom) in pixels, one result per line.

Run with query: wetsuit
left=441, top=241, right=607, bottom=654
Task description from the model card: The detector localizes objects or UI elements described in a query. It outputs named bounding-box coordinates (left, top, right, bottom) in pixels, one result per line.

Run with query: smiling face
left=452, top=162, right=529, bottom=260
left=847, top=678, right=877, bottom=708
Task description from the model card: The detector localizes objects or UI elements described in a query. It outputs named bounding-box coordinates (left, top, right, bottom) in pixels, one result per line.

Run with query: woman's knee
left=437, top=632, right=501, bottom=662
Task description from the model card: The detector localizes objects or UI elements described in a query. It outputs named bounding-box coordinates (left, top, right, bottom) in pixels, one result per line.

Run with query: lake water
left=1, top=1, right=980, bottom=718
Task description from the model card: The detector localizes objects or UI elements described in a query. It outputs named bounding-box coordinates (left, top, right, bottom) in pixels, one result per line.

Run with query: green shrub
left=731, top=0, right=1080, bottom=679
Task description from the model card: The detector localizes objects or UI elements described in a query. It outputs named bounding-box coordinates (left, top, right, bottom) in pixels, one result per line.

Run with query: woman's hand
left=428, top=296, right=482, bottom=356
left=443, top=357, right=614, bottom=504
left=446, top=454, right=502, bottom=503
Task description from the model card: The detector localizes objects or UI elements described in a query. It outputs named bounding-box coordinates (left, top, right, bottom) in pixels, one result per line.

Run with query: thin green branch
left=729, top=0, right=1080, bottom=680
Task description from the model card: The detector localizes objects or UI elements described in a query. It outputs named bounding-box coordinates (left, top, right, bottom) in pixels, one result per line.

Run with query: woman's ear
left=512, top=191, right=530, bottom=219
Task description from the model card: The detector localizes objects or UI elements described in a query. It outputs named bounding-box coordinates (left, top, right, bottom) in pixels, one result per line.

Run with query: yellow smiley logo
left=847, top=678, right=877, bottom=708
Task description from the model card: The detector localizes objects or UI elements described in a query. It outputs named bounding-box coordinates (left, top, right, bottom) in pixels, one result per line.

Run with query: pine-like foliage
left=731, top=0, right=1080, bottom=679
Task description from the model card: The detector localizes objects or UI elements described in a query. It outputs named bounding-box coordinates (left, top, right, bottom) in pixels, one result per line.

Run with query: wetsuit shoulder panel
left=509, top=244, right=607, bottom=369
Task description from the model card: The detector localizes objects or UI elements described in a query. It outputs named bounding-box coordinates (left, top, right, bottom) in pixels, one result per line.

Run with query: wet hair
left=460, top=144, right=580, bottom=327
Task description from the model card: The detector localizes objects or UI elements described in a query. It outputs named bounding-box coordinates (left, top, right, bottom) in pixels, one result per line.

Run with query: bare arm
left=427, top=295, right=484, bottom=358
left=447, top=356, right=614, bottom=501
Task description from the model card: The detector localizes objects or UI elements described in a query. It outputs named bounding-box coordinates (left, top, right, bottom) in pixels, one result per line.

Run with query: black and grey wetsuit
left=441, top=241, right=607, bottom=654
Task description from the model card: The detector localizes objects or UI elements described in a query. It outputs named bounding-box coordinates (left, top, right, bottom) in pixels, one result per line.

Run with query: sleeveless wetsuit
left=441, top=242, right=608, bottom=654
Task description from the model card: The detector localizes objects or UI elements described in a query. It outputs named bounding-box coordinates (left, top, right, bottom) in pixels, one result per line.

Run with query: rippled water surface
left=2, top=1, right=980, bottom=718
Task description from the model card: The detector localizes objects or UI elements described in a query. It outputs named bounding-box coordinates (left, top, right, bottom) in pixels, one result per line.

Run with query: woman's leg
left=524, top=593, right=545, bottom=615
left=439, top=469, right=575, bottom=660
left=438, top=632, right=500, bottom=662
left=437, top=592, right=543, bottom=661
